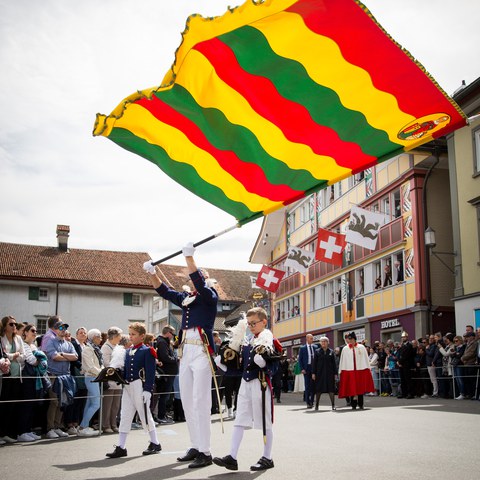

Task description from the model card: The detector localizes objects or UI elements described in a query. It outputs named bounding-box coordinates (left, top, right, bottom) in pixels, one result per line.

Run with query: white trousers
left=118, top=379, right=156, bottom=433
left=234, top=378, right=272, bottom=431
left=179, top=329, right=212, bottom=454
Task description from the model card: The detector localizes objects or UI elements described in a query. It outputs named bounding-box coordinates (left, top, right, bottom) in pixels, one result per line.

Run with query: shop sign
left=381, top=319, right=400, bottom=329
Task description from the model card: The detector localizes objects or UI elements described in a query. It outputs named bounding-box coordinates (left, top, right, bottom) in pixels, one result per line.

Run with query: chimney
left=56, top=225, right=70, bottom=251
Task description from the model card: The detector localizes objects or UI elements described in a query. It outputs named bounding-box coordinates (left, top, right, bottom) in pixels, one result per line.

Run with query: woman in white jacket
left=367, top=347, right=379, bottom=396
left=100, top=326, right=123, bottom=433
left=0, top=316, right=26, bottom=443
left=78, top=329, right=103, bottom=437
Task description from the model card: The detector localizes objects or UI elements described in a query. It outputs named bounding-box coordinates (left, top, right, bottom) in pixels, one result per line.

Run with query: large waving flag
left=93, top=0, right=466, bottom=226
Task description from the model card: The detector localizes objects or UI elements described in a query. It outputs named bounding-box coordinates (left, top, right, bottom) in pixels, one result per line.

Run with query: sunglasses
left=30, top=329, right=37, bottom=333
left=58, top=326, right=67, bottom=331
left=9, top=322, right=17, bottom=327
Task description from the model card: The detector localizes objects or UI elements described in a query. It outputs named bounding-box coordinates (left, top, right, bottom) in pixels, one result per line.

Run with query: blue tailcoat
left=124, top=344, right=156, bottom=392
left=155, top=269, right=218, bottom=348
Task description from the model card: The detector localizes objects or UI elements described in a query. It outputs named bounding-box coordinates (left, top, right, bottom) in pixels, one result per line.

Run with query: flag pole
left=151, top=223, right=240, bottom=266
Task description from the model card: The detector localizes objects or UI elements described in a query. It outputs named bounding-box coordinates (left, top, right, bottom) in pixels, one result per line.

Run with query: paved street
left=1, top=393, right=478, bottom=480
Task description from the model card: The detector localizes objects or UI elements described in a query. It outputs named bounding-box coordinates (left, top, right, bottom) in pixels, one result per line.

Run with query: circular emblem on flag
left=397, top=113, right=450, bottom=141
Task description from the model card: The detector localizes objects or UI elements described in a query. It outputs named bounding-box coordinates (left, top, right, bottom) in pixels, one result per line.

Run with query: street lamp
left=424, top=226, right=456, bottom=274
left=424, top=226, right=436, bottom=248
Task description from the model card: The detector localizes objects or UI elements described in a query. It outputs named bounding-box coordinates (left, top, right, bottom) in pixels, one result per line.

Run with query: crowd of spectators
left=0, top=315, right=183, bottom=446
left=273, top=326, right=480, bottom=404
left=1, top=314, right=479, bottom=447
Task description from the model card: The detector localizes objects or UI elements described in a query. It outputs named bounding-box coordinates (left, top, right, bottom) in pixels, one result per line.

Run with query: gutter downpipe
left=422, top=146, right=440, bottom=334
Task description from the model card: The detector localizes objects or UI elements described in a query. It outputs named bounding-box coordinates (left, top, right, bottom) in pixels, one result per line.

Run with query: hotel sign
left=381, top=318, right=400, bottom=329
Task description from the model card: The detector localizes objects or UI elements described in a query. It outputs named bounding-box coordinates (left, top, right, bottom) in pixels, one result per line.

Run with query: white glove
left=142, top=391, right=152, bottom=404
left=254, top=354, right=266, bottom=368
left=143, top=260, right=156, bottom=275
left=214, top=355, right=227, bottom=372
left=182, top=242, right=196, bottom=257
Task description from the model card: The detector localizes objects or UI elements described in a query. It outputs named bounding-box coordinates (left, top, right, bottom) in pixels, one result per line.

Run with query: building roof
left=0, top=241, right=152, bottom=288
left=0, top=241, right=260, bottom=295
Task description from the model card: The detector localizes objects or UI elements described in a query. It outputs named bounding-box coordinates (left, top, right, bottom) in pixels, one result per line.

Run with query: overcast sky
left=1, top=0, right=479, bottom=271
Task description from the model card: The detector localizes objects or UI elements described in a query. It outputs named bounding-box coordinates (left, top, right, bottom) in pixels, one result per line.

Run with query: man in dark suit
left=298, top=334, right=317, bottom=408
left=397, top=331, right=415, bottom=399
left=155, top=325, right=178, bottom=424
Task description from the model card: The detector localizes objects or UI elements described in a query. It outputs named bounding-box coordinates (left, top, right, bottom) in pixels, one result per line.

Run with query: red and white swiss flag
left=255, top=265, right=286, bottom=293
left=315, top=228, right=346, bottom=267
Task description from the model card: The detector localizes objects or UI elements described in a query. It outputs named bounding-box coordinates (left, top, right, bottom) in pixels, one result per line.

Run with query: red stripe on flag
left=135, top=96, right=304, bottom=202
left=287, top=0, right=462, bottom=124
left=194, top=37, right=377, bottom=171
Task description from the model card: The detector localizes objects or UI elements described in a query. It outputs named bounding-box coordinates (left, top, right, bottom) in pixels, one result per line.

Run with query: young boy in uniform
left=106, top=322, right=161, bottom=458
left=213, top=307, right=281, bottom=471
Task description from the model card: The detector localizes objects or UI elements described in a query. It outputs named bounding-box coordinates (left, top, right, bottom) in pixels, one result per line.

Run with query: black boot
left=143, top=442, right=161, bottom=455
left=250, top=457, right=274, bottom=471
left=213, top=455, right=239, bottom=471
left=106, top=445, right=127, bottom=458
left=177, top=448, right=199, bottom=462
left=189, top=452, right=213, bottom=468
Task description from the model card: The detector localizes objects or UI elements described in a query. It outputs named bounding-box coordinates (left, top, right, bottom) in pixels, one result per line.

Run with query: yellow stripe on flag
left=253, top=12, right=415, bottom=147
left=113, top=104, right=284, bottom=214
left=176, top=49, right=352, bottom=182
left=163, top=0, right=300, bottom=86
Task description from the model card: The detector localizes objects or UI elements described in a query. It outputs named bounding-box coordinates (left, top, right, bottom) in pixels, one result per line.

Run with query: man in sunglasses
left=43, top=319, right=78, bottom=439
left=40, top=315, right=63, bottom=353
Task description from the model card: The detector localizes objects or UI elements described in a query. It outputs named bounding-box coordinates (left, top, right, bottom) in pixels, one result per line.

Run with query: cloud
left=0, top=0, right=479, bottom=272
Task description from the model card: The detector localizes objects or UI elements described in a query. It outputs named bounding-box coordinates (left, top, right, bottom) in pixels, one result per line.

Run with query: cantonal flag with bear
left=93, top=0, right=467, bottom=226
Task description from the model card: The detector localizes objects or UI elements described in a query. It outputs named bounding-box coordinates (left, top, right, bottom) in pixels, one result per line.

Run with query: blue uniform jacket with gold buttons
left=155, top=269, right=218, bottom=348
left=241, top=344, right=280, bottom=382
left=124, top=344, right=156, bottom=392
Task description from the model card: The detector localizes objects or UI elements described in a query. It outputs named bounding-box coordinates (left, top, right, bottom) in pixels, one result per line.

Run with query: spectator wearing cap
left=40, top=315, right=62, bottom=353
left=461, top=332, right=478, bottom=399
left=78, top=329, right=103, bottom=437
left=44, top=318, right=78, bottom=439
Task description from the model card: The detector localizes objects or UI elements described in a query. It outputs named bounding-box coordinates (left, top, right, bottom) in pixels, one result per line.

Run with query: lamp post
left=424, top=226, right=456, bottom=274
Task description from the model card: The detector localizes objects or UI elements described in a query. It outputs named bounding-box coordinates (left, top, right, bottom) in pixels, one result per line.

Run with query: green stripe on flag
left=157, top=85, right=326, bottom=192
left=108, top=127, right=258, bottom=221
left=219, top=25, right=401, bottom=157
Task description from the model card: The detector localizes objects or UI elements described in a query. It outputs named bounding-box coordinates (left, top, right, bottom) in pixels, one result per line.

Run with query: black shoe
left=106, top=446, right=127, bottom=458
left=188, top=452, right=213, bottom=468
left=250, top=456, right=274, bottom=471
left=307, top=404, right=313, bottom=409
left=177, top=448, right=199, bottom=462
left=351, top=399, right=358, bottom=410
left=213, top=455, right=238, bottom=471
left=143, top=442, right=161, bottom=455
left=406, top=395, right=415, bottom=399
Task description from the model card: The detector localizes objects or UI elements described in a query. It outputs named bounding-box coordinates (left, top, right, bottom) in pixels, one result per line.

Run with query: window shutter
left=123, top=293, right=133, bottom=306
left=29, top=287, right=39, bottom=300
